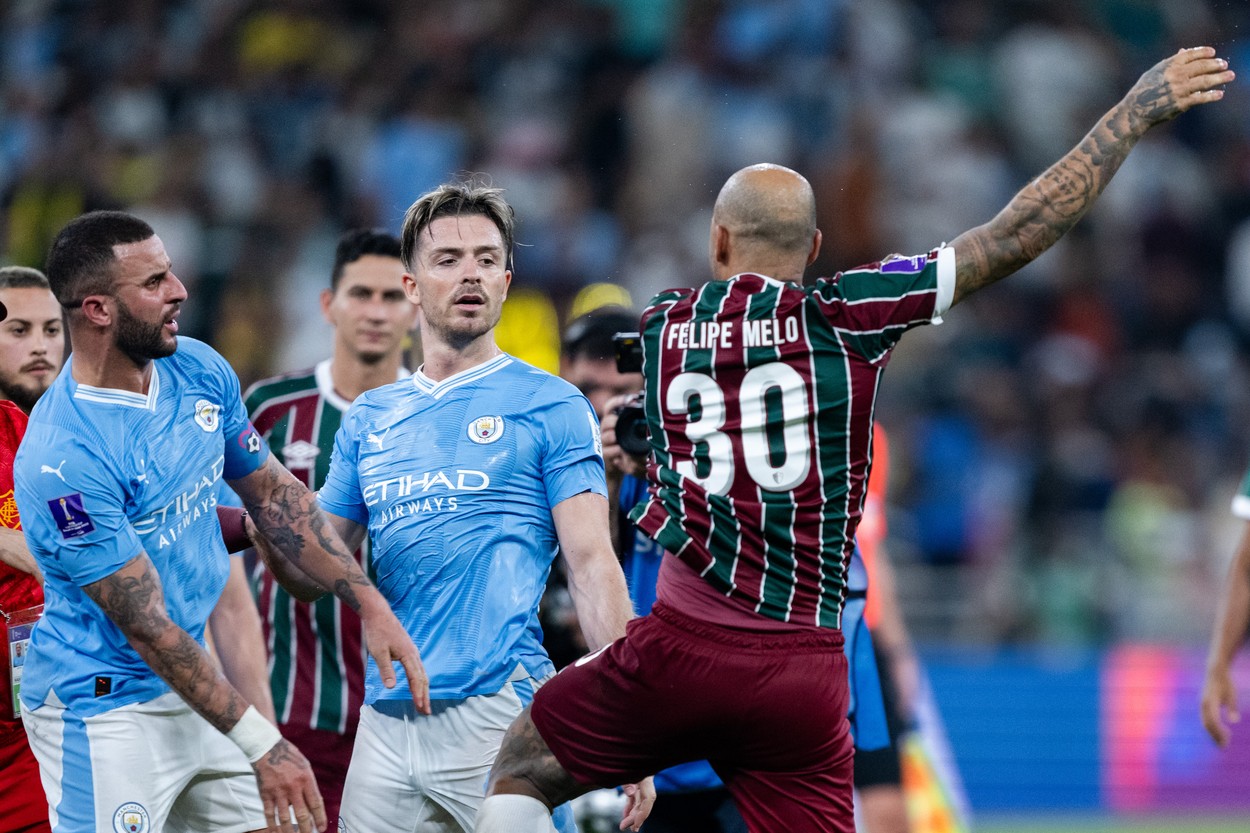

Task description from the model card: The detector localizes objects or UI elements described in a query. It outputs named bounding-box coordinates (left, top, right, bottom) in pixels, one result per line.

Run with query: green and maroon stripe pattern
left=245, top=367, right=367, bottom=735
left=631, top=251, right=947, bottom=628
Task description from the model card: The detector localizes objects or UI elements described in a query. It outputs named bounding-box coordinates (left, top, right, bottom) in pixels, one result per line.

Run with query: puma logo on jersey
left=367, top=430, right=389, bottom=450
left=40, top=460, right=67, bottom=482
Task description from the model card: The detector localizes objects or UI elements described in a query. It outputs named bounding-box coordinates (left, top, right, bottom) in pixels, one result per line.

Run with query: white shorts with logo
left=21, top=690, right=266, bottom=833
left=338, top=668, right=575, bottom=833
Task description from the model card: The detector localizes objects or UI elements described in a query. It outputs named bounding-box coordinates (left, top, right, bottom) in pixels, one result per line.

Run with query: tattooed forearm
left=952, top=110, right=1138, bottom=303
left=84, top=554, right=249, bottom=734
left=240, top=456, right=372, bottom=611
left=950, top=47, right=1232, bottom=305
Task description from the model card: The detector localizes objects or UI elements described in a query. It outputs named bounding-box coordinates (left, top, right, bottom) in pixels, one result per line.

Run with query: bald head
left=709, top=164, right=820, bottom=283
left=714, top=164, right=817, bottom=253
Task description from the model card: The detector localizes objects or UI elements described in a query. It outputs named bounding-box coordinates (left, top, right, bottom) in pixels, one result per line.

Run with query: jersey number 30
left=665, top=362, right=811, bottom=495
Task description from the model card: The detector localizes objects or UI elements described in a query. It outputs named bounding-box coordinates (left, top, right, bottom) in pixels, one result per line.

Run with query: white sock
left=475, top=794, right=557, bottom=833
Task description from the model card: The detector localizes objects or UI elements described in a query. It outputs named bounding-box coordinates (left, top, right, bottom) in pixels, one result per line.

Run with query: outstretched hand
left=1129, top=46, right=1234, bottom=128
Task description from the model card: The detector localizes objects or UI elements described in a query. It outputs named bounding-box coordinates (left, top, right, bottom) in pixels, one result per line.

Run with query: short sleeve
left=16, top=436, right=144, bottom=587
left=201, top=346, right=269, bottom=480
left=317, top=408, right=368, bottom=524
left=811, top=246, right=956, bottom=364
left=538, top=388, right=608, bottom=509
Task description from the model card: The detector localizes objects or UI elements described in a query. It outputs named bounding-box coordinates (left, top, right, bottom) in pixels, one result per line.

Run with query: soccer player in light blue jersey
left=14, top=211, right=428, bottom=833
left=259, top=181, right=652, bottom=833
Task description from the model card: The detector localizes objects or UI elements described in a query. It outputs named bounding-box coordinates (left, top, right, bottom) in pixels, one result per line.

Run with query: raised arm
left=241, top=509, right=366, bottom=604
left=950, top=46, right=1233, bottom=306
left=230, top=454, right=429, bottom=714
left=83, top=552, right=324, bottom=833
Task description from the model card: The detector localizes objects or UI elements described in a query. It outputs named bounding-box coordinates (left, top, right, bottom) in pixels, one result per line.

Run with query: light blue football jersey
left=14, top=338, right=268, bottom=717
left=318, top=354, right=606, bottom=702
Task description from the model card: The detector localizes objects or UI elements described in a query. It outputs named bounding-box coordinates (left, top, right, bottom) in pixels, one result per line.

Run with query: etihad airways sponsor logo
left=132, top=456, right=224, bottom=548
left=362, top=469, right=490, bottom=506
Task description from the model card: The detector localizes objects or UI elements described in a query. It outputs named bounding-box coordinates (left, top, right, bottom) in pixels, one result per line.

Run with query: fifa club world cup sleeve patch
left=47, top=492, right=95, bottom=539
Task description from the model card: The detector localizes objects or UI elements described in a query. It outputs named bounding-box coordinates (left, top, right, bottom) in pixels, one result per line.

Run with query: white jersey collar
left=413, top=353, right=512, bottom=400
left=72, top=360, right=162, bottom=411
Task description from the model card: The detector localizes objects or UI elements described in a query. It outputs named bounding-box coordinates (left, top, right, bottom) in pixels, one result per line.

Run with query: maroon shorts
left=530, top=603, right=854, bottom=833
left=279, top=722, right=356, bottom=830
left=0, top=724, right=51, bottom=832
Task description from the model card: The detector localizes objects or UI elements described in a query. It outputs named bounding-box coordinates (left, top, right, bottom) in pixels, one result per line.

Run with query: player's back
left=632, top=253, right=951, bottom=628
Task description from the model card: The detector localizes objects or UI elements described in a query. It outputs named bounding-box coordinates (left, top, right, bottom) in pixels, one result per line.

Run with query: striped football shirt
left=631, top=248, right=954, bottom=628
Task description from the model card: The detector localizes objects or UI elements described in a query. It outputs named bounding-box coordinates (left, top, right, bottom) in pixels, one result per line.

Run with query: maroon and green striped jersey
left=245, top=360, right=404, bottom=734
left=630, top=248, right=954, bottom=629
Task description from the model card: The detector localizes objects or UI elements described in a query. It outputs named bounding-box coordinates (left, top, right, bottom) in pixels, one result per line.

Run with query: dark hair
left=0, top=265, right=51, bottom=291
left=400, top=178, right=515, bottom=271
left=562, top=307, right=640, bottom=363
left=331, top=228, right=403, bottom=290
left=44, top=211, right=155, bottom=308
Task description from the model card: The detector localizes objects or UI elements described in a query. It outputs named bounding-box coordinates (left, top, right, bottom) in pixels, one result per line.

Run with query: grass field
left=974, top=815, right=1249, bottom=833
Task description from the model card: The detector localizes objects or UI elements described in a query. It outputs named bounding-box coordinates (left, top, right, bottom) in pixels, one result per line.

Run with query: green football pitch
left=975, top=816, right=1249, bottom=833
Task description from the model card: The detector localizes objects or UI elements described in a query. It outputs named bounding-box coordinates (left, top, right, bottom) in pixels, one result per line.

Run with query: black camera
left=612, top=332, right=650, bottom=457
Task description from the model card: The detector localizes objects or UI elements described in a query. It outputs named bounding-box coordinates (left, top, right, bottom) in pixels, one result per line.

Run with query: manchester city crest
left=467, top=415, right=505, bottom=444
left=114, top=802, right=150, bottom=833
left=193, top=399, right=220, bottom=432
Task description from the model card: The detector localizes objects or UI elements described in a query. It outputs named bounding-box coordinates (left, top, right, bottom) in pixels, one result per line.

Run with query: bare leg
left=485, top=706, right=588, bottom=807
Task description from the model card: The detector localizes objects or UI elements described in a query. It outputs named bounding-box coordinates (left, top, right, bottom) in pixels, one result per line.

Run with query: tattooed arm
left=83, top=552, right=325, bottom=833
left=230, top=454, right=430, bottom=714
left=950, top=47, right=1233, bottom=306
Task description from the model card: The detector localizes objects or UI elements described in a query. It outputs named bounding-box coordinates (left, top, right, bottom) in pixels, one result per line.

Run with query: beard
left=0, top=371, right=48, bottom=414
left=115, top=297, right=177, bottom=364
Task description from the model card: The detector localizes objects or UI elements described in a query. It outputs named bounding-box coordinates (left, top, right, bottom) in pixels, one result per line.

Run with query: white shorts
left=21, top=691, right=266, bottom=833
left=338, top=668, right=575, bottom=833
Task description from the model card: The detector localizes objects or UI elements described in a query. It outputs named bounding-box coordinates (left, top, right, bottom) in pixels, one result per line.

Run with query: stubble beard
left=115, top=298, right=177, bottom=365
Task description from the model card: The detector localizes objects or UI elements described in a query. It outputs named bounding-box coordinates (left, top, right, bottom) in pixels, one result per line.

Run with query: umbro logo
left=282, top=440, right=321, bottom=469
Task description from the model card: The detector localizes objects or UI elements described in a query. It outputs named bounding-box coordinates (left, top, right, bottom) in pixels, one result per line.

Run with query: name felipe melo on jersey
left=666, top=317, right=801, bottom=351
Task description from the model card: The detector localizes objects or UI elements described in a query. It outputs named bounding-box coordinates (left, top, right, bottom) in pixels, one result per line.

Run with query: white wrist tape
left=226, top=705, right=283, bottom=763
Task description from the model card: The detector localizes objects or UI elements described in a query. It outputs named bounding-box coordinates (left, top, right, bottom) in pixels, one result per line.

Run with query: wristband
left=216, top=506, right=251, bottom=553
left=226, top=705, right=283, bottom=763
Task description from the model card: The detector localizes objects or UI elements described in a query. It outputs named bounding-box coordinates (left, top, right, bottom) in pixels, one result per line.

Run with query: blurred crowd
left=3, top=0, right=1250, bottom=647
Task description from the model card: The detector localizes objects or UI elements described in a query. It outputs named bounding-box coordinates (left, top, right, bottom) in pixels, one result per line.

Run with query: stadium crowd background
left=2, top=0, right=1250, bottom=651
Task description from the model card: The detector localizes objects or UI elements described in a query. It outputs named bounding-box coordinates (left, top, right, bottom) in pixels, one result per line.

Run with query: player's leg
left=704, top=619, right=855, bottom=833
left=477, top=707, right=588, bottom=832
left=853, top=642, right=910, bottom=833
left=163, top=702, right=273, bottom=833
left=338, top=702, right=432, bottom=832
left=411, top=673, right=576, bottom=833
left=21, top=692, right=199, bottom=833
